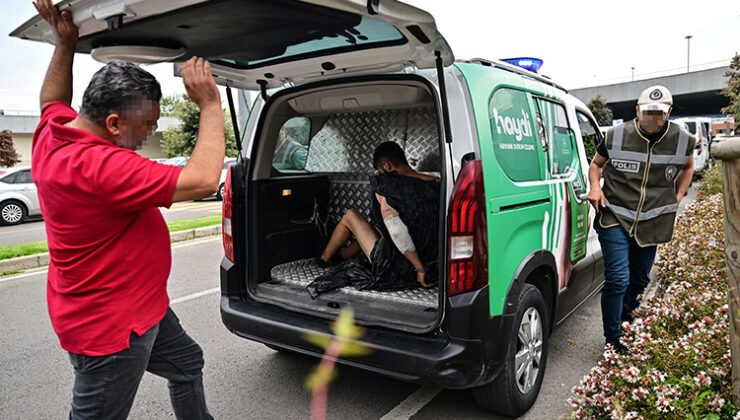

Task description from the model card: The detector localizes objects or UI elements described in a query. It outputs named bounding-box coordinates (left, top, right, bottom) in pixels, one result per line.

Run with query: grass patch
left=166, top=215, right=221, bottom=232
left=0, top=270, right=22, bottom=277
left=0, top=241, right=48, bottom=260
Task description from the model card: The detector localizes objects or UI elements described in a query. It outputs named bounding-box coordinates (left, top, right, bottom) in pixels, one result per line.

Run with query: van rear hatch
left=10, top=0, right=454, bottom=90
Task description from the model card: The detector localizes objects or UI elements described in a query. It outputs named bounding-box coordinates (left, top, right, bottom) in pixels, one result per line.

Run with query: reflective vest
left=599, top=119, right=695, bottom=246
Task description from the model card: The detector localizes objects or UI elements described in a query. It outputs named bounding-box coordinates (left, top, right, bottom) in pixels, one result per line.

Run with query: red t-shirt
left=32, top=102, right=182, bottom=356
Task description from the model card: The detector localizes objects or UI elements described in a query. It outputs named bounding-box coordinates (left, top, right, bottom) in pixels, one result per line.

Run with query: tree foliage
left=0, top=130, right=21, bottom=168
left=721, top=53, right=740, bottom=134
left=587, top=94, right=613, bottom=126
left=160, top=94, right=238, bottom=158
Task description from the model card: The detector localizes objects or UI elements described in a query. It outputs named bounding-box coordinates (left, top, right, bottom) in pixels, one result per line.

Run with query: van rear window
left=218, top=17, right=405, bottom=69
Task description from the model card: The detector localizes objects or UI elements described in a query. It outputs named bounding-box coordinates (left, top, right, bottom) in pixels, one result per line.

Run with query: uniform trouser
left=67, top=307, right=213, bottom=420
left=595, top=224, right=658, bottom=341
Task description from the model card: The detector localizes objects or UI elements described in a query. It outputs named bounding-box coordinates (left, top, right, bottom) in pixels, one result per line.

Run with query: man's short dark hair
left=373, top=141, right=408, bottom=169
left=79, top=61, right=162, bottom=126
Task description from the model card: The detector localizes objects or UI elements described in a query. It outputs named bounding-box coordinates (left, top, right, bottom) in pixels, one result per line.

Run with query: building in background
left=0, top=110, right=180, bottom=166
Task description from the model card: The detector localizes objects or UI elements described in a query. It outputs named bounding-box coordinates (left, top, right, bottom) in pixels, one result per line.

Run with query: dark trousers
left=67, top=307, right=213, bottom=420
left=595, top=224, right=658, bottom=341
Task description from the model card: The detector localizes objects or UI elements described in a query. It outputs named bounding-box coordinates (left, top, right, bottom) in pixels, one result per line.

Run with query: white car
left=672, top=117, right=711, bottom=173
left=0, top=166, right=41, bottom=225
left=217, top=158, right=237, bottom=200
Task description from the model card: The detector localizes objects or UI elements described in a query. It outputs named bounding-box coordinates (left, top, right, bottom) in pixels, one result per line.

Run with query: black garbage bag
left=306, top=171, right=439, bottom=298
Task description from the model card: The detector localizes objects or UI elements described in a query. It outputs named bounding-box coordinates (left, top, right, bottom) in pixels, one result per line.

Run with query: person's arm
left=675, top=155, right=694, bottom=204
left=171, top=57, right=225, bottom=202
left=375, top=193, right=432, bottom=287
left=586, top=153, right=607, bottom=212
left=35, top=0, right=79, bottom=109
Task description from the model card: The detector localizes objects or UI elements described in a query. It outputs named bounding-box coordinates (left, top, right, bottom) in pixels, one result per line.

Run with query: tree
left=721, top=53, right=740, bottom=135
left=0, top=130, right=21, bottom=168
left=160, top=94, right=238, bottom=157
left=587, top=94, right=613, bottom=127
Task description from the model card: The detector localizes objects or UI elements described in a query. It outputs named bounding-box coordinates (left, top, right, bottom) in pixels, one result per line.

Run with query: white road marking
left=171, top=237, right=221, bottom=249
left=0, top=267, right=48, bottom=283
left=378, top=385, right=442, bottom=420
left=0, top=237, right=221, bottom=284
left=170, top=288, right=219, bottom=304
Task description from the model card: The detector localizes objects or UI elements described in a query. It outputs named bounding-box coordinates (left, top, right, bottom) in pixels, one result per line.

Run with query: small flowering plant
left=569, top=191, right=737, bottom=419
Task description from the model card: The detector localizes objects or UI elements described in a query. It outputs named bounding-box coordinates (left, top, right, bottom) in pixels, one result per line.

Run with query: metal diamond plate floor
left=270, top=258, right=438, bottom=308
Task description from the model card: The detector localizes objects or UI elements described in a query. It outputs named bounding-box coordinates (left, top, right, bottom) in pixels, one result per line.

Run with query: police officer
left=586, top=85, right=695, bottom=354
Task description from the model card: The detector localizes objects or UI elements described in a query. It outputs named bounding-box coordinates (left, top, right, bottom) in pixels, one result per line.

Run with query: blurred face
left=636, top=106, right=671, bottom=135
left=108, top=98, right=160, bottom=150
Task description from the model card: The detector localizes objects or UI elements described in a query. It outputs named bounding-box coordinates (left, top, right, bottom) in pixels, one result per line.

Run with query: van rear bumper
left=220, top=259, right=507, bottom=389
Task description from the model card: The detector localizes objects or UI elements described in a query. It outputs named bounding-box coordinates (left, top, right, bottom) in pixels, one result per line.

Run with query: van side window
left=272, top=117, right=310, bottom=171
left=575, top=111, right=601, bottom=160
left=534, top=99, right=574, bottom=176
left=488, top=89, right=542, bottom=182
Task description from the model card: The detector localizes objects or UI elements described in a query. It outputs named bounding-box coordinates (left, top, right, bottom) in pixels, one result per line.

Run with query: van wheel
left=0, top=200, right=27, bottom=226
left=473, top=283, right=549, bottom=416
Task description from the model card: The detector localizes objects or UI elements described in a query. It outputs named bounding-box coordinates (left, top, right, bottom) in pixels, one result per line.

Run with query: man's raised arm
left=35, top=0, right=79, bottom=109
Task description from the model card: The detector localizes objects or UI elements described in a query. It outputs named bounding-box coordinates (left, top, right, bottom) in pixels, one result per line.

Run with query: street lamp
left=685, top=35, right=692, bottom=72
left=631, top=67, right=635, bottom=81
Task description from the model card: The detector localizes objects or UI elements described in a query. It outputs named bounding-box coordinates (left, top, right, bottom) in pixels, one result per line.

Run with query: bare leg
left=340, top=242, right=362, bottom=260
left=321, top=209, right=378, bottom=262
left=320, top=216, right=353, bottom=262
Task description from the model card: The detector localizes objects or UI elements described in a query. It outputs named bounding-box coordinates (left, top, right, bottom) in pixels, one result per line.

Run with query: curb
left=0, top=224, right=222, bottom=274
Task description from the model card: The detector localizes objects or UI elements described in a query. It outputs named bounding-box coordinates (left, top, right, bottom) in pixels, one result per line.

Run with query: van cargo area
left=246, top=79, right=444, bottom=333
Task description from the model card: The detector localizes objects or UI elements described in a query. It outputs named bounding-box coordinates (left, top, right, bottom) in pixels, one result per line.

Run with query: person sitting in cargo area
left=31, top=1, right=223, bottom=418
left=308, top=141, right=440, bottom=297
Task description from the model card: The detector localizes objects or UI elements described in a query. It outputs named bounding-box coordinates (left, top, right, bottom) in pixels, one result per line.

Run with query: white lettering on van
left=493, top=107, right=532, bottom=141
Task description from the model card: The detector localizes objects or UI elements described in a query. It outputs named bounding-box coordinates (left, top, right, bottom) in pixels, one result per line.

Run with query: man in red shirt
left=32, top=1, right=224, bottom=418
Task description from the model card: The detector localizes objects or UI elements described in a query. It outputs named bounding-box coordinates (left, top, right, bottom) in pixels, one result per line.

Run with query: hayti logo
left=493, top=108, right=532, bottom=141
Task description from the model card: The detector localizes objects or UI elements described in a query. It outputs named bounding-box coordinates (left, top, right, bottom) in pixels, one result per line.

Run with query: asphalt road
left=0, top=182, right=699, bottom=419
left=0, top=235, right=606, bottom=420
left=0, top=199, right=222, bottom=247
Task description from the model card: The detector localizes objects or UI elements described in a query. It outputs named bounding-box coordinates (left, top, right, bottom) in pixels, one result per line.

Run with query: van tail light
left=447, top=160, right=488, bottom=296
left=222, top=165, right=234, bottom=262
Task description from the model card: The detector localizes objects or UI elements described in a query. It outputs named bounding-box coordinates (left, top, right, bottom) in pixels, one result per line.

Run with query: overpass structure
left=570, top=66, right=731, bottom=121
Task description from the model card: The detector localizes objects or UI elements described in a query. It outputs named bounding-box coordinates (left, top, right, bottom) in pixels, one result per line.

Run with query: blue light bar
left=501, top=57, right=543, bottom=73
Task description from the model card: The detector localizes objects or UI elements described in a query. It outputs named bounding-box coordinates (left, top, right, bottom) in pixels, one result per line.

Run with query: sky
left=1, top=0, right=738, bottom=112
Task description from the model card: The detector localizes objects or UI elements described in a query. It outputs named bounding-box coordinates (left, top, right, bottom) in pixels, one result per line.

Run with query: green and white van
left=13, top=0, right=605, bottom=415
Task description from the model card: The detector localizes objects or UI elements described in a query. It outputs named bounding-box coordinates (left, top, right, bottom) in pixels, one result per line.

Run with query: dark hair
left=373, top=141, right=408, bottom=169
left=79, top=61, right=162, bottom=125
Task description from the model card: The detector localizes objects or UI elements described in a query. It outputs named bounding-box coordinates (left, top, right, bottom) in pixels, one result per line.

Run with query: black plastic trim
left=367, top=0, right=380, bottom=15
left=406, top=25, right=430, bottom=44
left=504, top=250, right=558, bottom=331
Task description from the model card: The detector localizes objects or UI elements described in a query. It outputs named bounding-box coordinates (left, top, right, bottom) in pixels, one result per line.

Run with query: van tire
left=472, top=283, right=549, bottom=416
